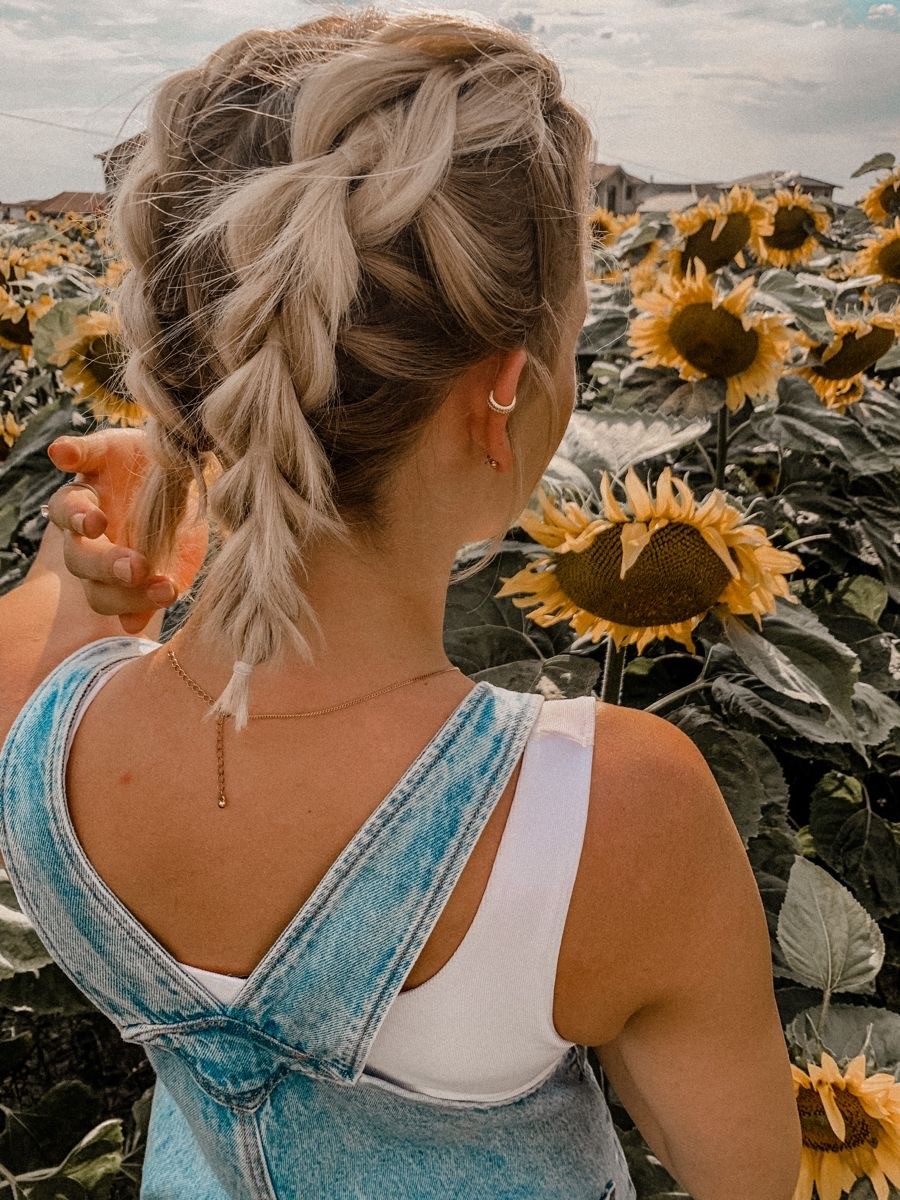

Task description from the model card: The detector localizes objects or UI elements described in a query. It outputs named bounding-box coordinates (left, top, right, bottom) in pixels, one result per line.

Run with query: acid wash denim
left=0, top=636, right=637, bottom=1200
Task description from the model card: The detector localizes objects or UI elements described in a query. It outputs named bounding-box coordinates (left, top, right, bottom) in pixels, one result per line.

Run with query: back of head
left=109, top=3, right=594, bottom=728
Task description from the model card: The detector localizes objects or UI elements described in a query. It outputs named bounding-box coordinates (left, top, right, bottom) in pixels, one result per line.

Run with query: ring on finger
left=41, top=480, right=101, bottom=521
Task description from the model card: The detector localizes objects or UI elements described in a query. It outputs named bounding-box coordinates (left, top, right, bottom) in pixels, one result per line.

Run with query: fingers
left=46, top=481, right=108, bottom=541
left=61, top=530, right=178, bottom=617
left=47, top=428, right=148, bottom=477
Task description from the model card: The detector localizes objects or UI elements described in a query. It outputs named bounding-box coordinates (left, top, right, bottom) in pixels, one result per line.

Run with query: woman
left=0, top=8, right=802, bottom=1199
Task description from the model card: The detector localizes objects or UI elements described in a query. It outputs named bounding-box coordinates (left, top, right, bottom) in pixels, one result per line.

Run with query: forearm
left=0, top=523, right=163, bottom=740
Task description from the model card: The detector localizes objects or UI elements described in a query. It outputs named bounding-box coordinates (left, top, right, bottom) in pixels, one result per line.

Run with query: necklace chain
left=165, top=646, right=460, bottom=810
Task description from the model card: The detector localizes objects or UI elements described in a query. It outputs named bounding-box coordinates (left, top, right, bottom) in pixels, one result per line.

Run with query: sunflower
left=849, top=218, right=900, bottom=284
left=495, top=465, right=803, bottom=654
left=629, top=259, right=796, bottom=412
left=1, top=410, right=26, bottom=449
left=793, top=306, right=900, bottom=411
left=751, top=186, right=831, bottom=270
left=668, top=184, right=773, bottom=277
left=48, top=309, right=146, bottom=427
left=589, top=206, right=638, bottom=249
left=859, top=168, right=900, bottom=225
left=624, top=240, right=664, bottom=297
left=0, top=290, right=53, bottom=362
left=792, top=1051, right=900, bottom=1200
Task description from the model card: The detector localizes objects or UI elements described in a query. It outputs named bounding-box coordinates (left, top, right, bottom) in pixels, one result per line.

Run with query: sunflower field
left=1, top=154, right=900, bottom=1200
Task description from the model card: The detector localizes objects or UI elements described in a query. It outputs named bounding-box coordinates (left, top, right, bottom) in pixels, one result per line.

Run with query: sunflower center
left=813, top=326, right=895, bottom=380
left=767, top=205, right=813, bottom=251
left=668, top=303, right=760, bottom=377
left=553, top=522, right=734, bottom=626
left=0, top=311, right=31, bottom=345
left=879, top=183, right=900, bottom=217
left=796, top=1085, right=880, bottom=1153
left=877, top=238, right=900, bottom=281
left=681, top=212, right=751, bottom=273
left=83, top=335, right=126, bottom=393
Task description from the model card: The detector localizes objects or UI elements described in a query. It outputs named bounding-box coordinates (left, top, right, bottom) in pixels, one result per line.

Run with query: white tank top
left=72, top=663, right=596, bottom=1105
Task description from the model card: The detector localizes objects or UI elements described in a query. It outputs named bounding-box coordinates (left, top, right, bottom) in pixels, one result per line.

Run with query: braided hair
left=110, top=5, right=594, bottom=729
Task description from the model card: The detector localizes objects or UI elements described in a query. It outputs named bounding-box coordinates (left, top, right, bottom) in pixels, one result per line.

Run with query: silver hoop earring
left=487, top=390, right=517, bottom=414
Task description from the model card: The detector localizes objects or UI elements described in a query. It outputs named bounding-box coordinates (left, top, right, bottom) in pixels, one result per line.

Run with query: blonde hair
left=110, top=5, right=594, bottom=729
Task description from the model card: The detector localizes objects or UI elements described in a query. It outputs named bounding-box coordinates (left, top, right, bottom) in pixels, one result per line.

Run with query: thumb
left=47, top=436, right=83, bottom=473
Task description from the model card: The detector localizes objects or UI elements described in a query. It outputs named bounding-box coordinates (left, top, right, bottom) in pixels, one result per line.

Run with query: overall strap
left=0, top=636, right=167, bottom=1028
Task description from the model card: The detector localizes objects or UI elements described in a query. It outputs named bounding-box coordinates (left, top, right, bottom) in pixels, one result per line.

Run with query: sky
left=0, top=0, right=897, bottom=205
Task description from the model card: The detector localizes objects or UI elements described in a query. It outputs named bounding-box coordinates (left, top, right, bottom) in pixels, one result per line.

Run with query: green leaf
left=558, top=408, right=711, bottom=480
left=29, top=295, right=106, bottom=370
left=720, top=610, right=846, bottom=709
left=577, top=307, right=630, bottom=356
left=0, top=870, right=54, bottom=979
left=875, top=340, right=900, bottom=371
left=851, top=496, right=900, bottom=604
left=443, top=625, right=542, bottom=675
left=537, top=654, right=601, bottom=697
left=809, top=771, right=900, bottom=918
left=40, top=1120, right=124, bottom=1195
left=751, top=377, right=895, bottom=476
left=830, top=576, right=889, bottom=624
left=719, top=599, right=869, bottom=759
left=851, top=682, right=900, bottom=748
left=785, top=1003, right=900, bottom=1076
left=753, top=269, right=832, bottom=341
left=0, top=1030, right=32, bottom=1075
left=470, top=660, right=543, bottom=692
left=667, top=708, right=766, bottom=844
left=0, top=961, right=97, bottom=1016
left=541, top=454, right=598, bottom=505
left=776, top=855, right=884, bottom=994
left=851, top=153, right=895, bottom=178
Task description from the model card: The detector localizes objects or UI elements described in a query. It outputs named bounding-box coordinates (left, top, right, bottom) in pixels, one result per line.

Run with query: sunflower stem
left=644, top=677, right=714, bottom=714
left=819, top=988, right=831, bottom=1048
left=600, top=639, right=626, bottom=704
left=714, top=403, right=729, bottom=490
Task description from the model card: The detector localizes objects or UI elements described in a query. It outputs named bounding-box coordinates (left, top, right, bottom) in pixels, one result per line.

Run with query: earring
left=485, top=456, right=500, bottom=470
left=487, top=390, right=517, bottom=414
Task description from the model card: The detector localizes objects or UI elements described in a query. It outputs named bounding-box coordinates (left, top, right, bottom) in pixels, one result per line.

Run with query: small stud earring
left=486, top=456, right=500, bottom=470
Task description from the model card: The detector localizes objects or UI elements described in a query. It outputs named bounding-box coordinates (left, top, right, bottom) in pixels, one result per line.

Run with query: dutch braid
left=110, top=6, right=594, bottom=730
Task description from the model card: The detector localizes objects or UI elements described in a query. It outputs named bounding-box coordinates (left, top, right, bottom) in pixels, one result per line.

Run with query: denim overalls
left=0, top=636, right=636, bottom=1200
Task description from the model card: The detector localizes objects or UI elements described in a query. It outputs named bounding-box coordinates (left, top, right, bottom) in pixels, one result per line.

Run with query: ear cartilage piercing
left=487, top=390, right=517, bottom=414
left=486, top=456, right=500, bottom=470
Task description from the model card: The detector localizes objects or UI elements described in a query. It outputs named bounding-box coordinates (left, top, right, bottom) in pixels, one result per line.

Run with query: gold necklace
left=166, top=647, right=461, bottom=809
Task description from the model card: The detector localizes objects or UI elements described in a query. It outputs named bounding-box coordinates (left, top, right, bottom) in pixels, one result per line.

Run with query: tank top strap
left=249, top=681, right=545, bottom=1082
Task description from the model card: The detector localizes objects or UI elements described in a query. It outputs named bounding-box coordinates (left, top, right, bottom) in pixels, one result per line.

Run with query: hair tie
left=232, top=660, right=254, bottom=677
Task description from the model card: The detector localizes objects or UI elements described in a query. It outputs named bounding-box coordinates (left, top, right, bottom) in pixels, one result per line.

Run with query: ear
left=470, top=347, right=528, bottom=472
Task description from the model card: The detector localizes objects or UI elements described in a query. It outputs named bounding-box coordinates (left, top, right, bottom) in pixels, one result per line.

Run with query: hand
left=45, top=429, right=209, bottom=635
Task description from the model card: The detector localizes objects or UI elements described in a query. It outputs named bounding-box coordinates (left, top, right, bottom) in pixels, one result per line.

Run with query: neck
left=166, top=528, right=463, bottom=708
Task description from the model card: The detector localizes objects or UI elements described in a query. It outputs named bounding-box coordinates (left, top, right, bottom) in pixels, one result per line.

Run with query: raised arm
left=0, top=428, right=206, bottom=749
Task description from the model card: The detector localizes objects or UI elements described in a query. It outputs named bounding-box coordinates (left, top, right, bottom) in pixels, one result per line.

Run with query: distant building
left=592, top=161, right=839, bottom=216
left=94, top=133, right=145, bottom=191
left=590, top=162, right=648, bottom=215
left=2, top=191, right=107, bottom=220
left=727, top=170, right=837, bottom=201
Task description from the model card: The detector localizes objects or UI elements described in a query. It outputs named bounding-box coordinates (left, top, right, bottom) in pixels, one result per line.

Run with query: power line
left=0, top=110, right=118, bottom=138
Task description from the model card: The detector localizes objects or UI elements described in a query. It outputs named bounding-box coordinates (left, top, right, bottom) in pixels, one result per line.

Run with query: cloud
left=0, top=0, right=897, bottom=203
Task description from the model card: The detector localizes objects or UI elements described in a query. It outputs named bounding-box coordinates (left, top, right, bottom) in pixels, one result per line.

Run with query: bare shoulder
left=554, top=699, right=756, bottom=1046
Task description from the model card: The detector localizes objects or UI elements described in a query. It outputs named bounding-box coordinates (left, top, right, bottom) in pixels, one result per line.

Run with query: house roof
left=6, top=191, right=107, bottom=214
left=591, top=161, right=648, bottom=187
left=637, top=190, right=704, bottom=213
left=93, top=132, right=145, bottom=161
left=729, top=170, right=837, bottom=189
